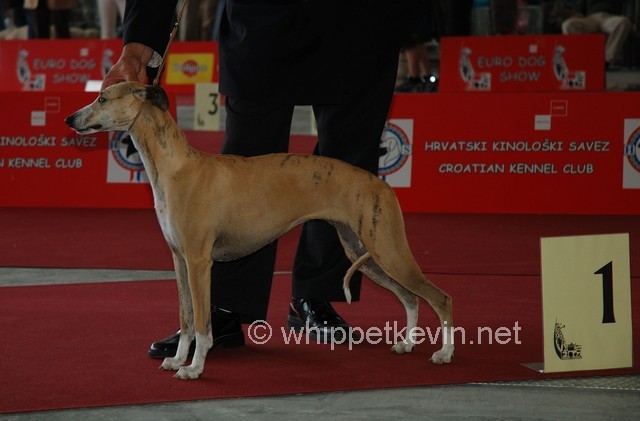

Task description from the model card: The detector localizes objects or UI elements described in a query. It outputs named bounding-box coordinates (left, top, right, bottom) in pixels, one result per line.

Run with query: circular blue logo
left=109, top=131, right=144, bottom=172
left=626, top=126, right=640, bottom=173
left=379, top=122, right=410, bottom=177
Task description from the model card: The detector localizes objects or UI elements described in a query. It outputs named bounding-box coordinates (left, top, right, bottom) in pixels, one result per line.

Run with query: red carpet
left=1, top=209, right=638, bottom=277
left=1, top=210, right=638, bottom=412
left=1, top=274, right=638, bottom=413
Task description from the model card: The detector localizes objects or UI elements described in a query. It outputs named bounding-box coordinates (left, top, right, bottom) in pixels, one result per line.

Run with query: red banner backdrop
left=0, top=39, right=121, bottom=91
left=385, top=93, right=640, bottom=215
left=4, top=38, right=634, bottom=214
left=0, top=40, right=218, bottom=92
left=0, top=91, right=154, bottom=207
left=439, top=34, right=605, bottom=93
left=1, top=91, right=639, bottom=214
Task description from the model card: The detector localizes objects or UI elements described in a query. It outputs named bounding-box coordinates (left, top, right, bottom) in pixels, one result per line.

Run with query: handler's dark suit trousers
left=211, top=64, right=399, bottom=322
left=210, top=2, right=421, bottom=322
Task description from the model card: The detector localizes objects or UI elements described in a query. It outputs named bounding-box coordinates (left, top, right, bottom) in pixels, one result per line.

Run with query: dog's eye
left=98, top=97, right=106, bottom=104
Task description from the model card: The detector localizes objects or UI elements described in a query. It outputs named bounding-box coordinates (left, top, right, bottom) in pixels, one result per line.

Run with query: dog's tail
left=343, top=252, right=371, bottom=304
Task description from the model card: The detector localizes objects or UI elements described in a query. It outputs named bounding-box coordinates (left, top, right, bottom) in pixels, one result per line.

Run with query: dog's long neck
left=127, top=102, right=195, bottom=199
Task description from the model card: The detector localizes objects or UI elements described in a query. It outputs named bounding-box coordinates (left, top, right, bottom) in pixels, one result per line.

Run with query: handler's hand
left=101, top=43, right=156, bottom=90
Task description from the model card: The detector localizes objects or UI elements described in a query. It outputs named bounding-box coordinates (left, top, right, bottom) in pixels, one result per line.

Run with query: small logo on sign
left=17, top=49, right=45, bottom=90
left=379, top=120, right=412, bottom=187
left=623, top=119, right=640, bottom=189
left=554, top=320, right=582, bottom=360
left=107, top=131, right=148, bottom=183
left=553, top=45, right=586, bottom=90
left=166, top=53, right=214, bottom=85
left=624, top=126, right=640, bottom=172
left=459, top=47, right=491, bottom=91
left=178, top=60, right=203, bottom=77
left=102, top=49, right=114, bottom=78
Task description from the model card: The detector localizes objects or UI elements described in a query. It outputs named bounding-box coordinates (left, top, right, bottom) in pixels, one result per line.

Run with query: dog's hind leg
left=411, top=276, right=454, bottom=364
left=161, top=252, right=194, bottom=371
left=358, top=261, right=420, bottom=354
left=335, top=224, right=420, bottom=353
left=376, top=258, right=454, bottom=364
left=173, top=255, right=214, bottom=380
left=356, top=204, right=454, bottom=364
left=426, top=284, right=454, bottom=364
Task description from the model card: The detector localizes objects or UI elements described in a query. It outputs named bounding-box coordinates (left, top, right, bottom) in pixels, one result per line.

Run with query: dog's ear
left=144, top=85, right=170, bottom=111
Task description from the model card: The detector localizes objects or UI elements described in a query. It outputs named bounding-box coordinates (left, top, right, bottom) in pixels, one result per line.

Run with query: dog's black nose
left=64, top=115, right=74, bottom=127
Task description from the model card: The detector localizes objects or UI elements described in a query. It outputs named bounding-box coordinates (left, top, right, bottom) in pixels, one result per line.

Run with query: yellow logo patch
left=165, top=53, right=214, bottom=85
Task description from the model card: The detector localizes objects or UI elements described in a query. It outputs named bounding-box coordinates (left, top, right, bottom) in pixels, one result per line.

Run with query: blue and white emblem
left=379, top=120, right=413, bottom=187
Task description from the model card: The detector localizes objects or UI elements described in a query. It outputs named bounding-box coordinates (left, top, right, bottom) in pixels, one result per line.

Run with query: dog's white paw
left=174, top=365, right=201, bottom=380
left=391, top=340, right=414, bottom=354
left=160, top=357, right=183, bottom=371
left=430, top=345, right=454, bottom=364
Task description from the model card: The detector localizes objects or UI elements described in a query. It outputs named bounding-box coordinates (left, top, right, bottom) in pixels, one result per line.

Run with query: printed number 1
left=594, top=261, right=615, bottom=324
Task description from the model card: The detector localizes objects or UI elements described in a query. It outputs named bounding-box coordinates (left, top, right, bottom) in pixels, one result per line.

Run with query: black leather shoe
left=147, top=306, right=245, bottom=359
left=287, top=298, right=356, bottom=343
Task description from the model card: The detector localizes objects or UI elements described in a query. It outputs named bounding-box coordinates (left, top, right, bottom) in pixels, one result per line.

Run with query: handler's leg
left=148, top=98, right=294, bottom=358
left=290, top=6, right=403, bottom=338
left=211, top=97, right=294, bottom=321
left=292, top=62, right=398, bottom=300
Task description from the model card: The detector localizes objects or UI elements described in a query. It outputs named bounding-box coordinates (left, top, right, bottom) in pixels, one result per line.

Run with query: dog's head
left=65, top=81, right=169, bottom=134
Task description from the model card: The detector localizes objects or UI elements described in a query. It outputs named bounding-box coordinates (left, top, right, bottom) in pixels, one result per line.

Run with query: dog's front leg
left=161, top=252, right=194, bottom=371
left=174, top=256, right=214, bottom=380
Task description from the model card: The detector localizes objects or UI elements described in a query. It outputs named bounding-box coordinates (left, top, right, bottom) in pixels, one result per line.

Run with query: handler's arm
left=102, top=0, right=177, bottom=89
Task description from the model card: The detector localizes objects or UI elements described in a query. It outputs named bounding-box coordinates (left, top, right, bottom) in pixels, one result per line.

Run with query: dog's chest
left=155, top=201, right=179, bottom=247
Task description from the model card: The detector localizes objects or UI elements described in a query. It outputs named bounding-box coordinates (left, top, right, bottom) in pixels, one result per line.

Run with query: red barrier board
left=385, top=93, right=640, bottom=214
left=439, top=34, right=605, bottom=93
left=0, top=39, right=121, bottom=91
left=0, top=40, right=218, bottom=93
left=0, top=91, right=155, bottom=207
left=1, top=91, right=639, bottom=214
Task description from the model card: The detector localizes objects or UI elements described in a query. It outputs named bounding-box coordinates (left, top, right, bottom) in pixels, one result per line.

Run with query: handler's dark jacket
left=122, top=0, right=423, bottom=104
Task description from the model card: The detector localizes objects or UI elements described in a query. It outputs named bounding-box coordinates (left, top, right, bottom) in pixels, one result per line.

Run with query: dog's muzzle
left=65, top=114, right=102, bottom=134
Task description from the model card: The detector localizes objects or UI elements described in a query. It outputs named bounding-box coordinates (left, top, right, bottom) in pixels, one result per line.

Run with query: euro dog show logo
left=458, top=47, right=491, bottom=91
left=623, top=119, right=640, bottom=189
left=107, top=131, right=149, bottom=183
left=552, top=44, right=586, bottom=90
left=379, top=119, right=413, bottom=187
